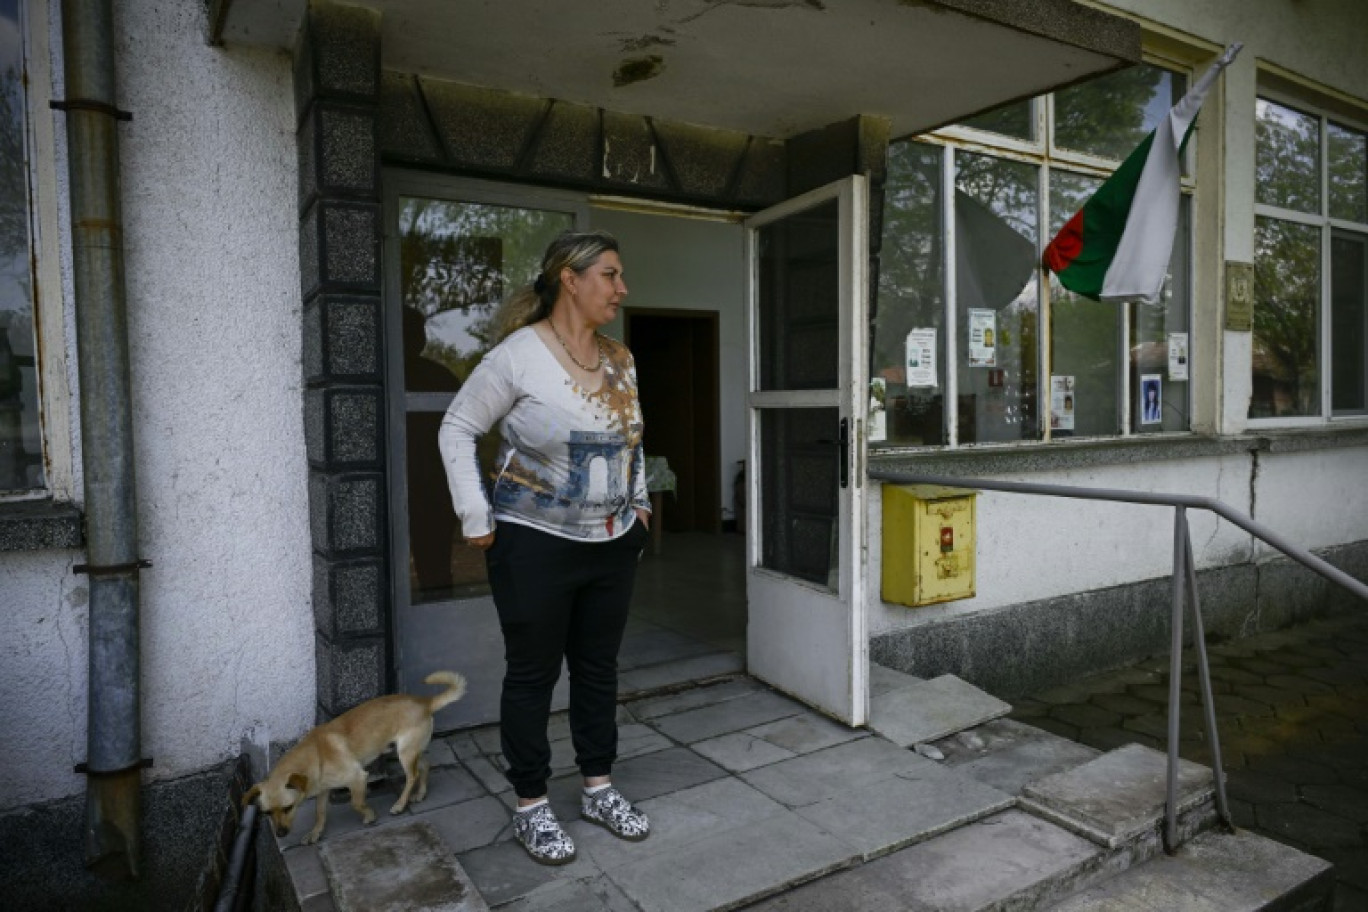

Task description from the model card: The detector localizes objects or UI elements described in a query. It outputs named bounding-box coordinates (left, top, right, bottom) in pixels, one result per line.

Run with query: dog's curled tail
left=424, top=671, right=467, bottom=712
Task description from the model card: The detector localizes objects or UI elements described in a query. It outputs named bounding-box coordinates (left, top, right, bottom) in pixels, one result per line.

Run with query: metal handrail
left=870, top=470, right=1368, bottom=853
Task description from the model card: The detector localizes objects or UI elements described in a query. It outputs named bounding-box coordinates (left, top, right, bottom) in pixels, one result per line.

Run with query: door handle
left=838, top=417, right=849, bottom=489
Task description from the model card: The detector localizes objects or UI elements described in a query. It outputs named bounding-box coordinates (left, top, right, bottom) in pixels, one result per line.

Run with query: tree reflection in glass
left=960, top=100, right=1033, bottom=142
left=1054, top=63, right=1180, bottom=163
left=1328, top=122, right=1367, bottom=225
left=398, top=197, right=573, bottom=600
left=1251, top=217, right=1320, bottom=418
left=955, top=152, right=1039, bottom=443
left=873, top=140, right=944, bottom=445
left=1256, top=99, right=1321, bottom=215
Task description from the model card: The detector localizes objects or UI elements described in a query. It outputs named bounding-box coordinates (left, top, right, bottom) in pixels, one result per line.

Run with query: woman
left=438, top=230, right=652, bottom=866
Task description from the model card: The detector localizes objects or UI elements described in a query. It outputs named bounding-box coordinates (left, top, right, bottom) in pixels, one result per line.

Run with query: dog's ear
left=242, top=784, right=262, bottom=809
left=287, top=773, right=309, bottom=795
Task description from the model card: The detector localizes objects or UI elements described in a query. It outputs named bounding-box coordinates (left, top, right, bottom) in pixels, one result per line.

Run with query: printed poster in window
left=968, top=309, right=996, bottom=367
left=1140, top=374, right=1163, bottom=425
left=1050, top=375, right=1075, bottom=431
left=1167, top=333, right=1189, bottom=381
left=905, top=328, right=937, bottom=388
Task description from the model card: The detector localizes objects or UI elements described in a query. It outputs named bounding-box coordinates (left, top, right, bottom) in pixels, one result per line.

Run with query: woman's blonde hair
left=492, top=230, right=620, bottom=342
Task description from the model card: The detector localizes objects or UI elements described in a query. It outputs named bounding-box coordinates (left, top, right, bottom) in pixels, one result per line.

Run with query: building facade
left=0, top=0, right=1364, bottom=886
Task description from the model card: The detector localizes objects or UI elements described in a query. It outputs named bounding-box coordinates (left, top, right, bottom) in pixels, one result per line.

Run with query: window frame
left=3, top=0, right=76, bottom=504
left=872, top=52, right=1199, bottom=452
left=1250, top=83, right=1368, bottom=428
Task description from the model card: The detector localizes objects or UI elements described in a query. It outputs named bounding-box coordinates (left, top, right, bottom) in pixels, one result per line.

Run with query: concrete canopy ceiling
left=217, top=0, right=1140, bottom=139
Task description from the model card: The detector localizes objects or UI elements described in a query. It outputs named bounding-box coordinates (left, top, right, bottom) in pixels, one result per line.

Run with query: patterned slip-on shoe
left=581, top=786, right=651, bottom=842
left=512, top=803, right=577, bottom=866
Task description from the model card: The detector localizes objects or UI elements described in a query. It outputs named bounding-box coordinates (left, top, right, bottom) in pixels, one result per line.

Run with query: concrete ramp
left=868, top=672, right=1012, bottom=747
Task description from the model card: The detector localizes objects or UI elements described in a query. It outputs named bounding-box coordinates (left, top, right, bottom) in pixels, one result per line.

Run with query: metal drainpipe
left=58, top=0, right=146, bottom=881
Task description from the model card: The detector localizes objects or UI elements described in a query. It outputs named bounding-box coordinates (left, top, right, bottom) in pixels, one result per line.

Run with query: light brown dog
left=244, top=671, right=466, bottom=844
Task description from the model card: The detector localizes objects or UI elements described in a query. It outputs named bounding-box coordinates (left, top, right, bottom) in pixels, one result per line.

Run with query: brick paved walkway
left=1011, top=612, right=1368, bottom=911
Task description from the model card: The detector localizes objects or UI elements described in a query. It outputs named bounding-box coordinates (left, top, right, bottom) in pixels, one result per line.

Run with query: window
left=873, top=61, right=1193, bottom=447
left=0, top=0, right=45, bottom=491
left=1250, top=95, right=1368, bottom=420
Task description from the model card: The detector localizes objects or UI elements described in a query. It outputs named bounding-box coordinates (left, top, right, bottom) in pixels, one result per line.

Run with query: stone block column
left=295, top=1, right=389, bottom=720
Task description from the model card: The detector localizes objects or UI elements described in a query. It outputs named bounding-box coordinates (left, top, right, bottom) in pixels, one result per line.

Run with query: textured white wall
left=868, top=454, right=1260, bottom=636
left=868, top=443, right=1368, bottom=637
left=1253, top=448, right=1368, bottom=554
left=0, top=1, right=313, bottom=810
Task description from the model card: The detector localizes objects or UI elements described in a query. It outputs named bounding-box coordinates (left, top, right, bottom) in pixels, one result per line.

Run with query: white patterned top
left=438, top=326, right=649, bottom=541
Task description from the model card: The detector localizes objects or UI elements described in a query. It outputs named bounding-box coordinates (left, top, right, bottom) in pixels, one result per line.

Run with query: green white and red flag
left=1043, top=44, right=1242, bottom=304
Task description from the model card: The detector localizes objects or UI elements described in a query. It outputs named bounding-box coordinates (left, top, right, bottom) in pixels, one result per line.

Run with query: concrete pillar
left=295, top=0, right=389, bottom=719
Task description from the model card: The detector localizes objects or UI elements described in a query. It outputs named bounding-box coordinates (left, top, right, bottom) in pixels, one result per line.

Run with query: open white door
left=745, top=175, right=869, bottom=726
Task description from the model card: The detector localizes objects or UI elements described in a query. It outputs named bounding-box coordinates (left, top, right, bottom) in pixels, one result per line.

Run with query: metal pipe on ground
left=59, top=0, right=145, bottom=881
left=213, top=803, right=258, bottom=912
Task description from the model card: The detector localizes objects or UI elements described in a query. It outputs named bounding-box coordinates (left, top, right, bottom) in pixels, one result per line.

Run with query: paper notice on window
left=1140, top=373, right=1163, bottom=425
left=968, top=310, right=996, bottom=367
left=905, top=329, right=938, bottom=388
left=1050, top=375, right=1075, bottom=431
left=1168, top=333, right=1189, bottom=381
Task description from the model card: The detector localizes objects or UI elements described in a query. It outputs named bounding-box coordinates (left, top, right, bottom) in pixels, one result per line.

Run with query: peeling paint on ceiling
left=614, top=55, right=667, bottom=87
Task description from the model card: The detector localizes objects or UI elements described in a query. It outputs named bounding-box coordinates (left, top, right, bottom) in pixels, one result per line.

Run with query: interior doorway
left=626, top=309, right=721, bottom=533
left=591, top=203, right=748, bottom=680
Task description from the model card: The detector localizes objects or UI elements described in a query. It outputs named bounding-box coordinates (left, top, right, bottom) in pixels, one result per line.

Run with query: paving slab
left=620, top=626, right=724, bottom=668
left=935, top=718, right=1101, bottom=796
left=743, top=809, right=1103, bottom=912
left=1020, top=743, right=1214, bottom=848
left=604, top=746, right=730, bottom=802
left=692, top=731, right=797, bottom=772
left=603, top=811, right=853, bottom=912
left=574, top=776, right=789, bottom=871
left=869, top=674, right=1012, bottom=747
left=650, top=689, right=807, bottom=743
left=1049, top=828, right=1334, bottom=911
left=791, top=761, right=1013, bottom=861
left=421, top=796, right=512, bottom=855
left=624, top=677, right=766, bottom=721
left=617, top=723, right=675, bottom=761
left=619, top=651, right=745, bottom=695
left=740, top=736, right=932, bottom=809
left=457, top=836, right=604, bottom=908
left=320, top=820, right=488, bottom=912
left=745, top=712, right=867, bottom=755
left=496, top=874, right=640, bottom=912
left=462, top=756, right=510, bottom=794
left=414, top=764, right=490, bottom=810
left=283, top=844, right=329, bottom=903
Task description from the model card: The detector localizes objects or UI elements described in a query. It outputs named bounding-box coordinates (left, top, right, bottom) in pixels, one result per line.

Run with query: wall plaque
left=1225, top=261, right=1254, bottom=332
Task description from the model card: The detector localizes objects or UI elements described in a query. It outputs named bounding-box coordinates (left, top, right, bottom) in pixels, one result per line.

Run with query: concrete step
left=1020, top=743, right=1217, bottom=850
left=1047, top=828, right=1335, bottom=911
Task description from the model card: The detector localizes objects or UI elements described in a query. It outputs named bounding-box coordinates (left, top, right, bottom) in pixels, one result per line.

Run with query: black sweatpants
left=485, top=519, right=648, bottom=800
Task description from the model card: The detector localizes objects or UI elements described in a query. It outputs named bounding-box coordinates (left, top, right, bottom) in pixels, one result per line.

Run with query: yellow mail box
left=882, top=484, right=976, bottom=607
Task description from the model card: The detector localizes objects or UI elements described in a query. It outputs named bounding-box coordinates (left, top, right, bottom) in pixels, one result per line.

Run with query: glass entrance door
left=385, top=174, right=585, bottom=729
